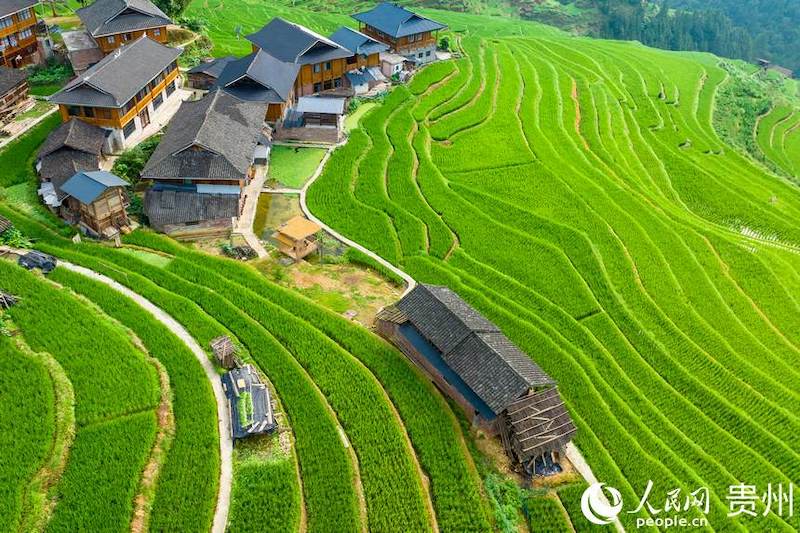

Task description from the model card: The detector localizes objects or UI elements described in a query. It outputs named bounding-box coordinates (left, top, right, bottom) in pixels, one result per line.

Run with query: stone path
left=565, top=443, right=626, bottom=533
left=59, top=261, right=234, bottom=533
left=235, top=165, right=269, bottom=258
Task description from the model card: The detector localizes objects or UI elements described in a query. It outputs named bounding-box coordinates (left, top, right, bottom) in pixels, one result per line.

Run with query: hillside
left=302, top=7, right=800, bottom=532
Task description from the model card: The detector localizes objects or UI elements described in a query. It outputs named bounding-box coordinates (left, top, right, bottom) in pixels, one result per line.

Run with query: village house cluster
left=21, top=0, right=447, bottom=239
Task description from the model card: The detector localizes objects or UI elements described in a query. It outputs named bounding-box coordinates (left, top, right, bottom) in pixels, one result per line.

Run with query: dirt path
left=565, top=443, right=625, bottom=533
left=59, top=262, right=233, bottom=533
left=300, top=143, right=417, bottom=296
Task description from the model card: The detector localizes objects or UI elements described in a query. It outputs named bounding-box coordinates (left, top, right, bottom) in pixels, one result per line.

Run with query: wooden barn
left=376, top=284, right=577, bottom=475
left=221, top=364, right=277, bottom=440
left=59, top=170, right=131, bottom=238
left=211, top=335, right=239, bottom=369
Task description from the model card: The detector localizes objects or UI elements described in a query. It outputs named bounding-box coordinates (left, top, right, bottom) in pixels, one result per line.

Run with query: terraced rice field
left=756, top=104, right=800, bottom=177
left=307, top=30, right=800, bottom=532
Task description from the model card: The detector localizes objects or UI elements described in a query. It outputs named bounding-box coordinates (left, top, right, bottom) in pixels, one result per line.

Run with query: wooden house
left=0, top=65, right=28, bottom=123
left=142, top=89, right=268, bottom=235
left=272, top=216, right=321, bottom=262
left=58, top=170, right=130, bottom=238
left=328, top=26, right=388, bottom=93
left=49, top=36, right=182, bottom=152
left=376, top=284, right=577, bottom=475
left=221, top=364, right=277, bottom=440
left=76, top=0, right=171, bottom=55
left=215, top=18, right=362, bottom=123
left=186, top=56, right=236, bottom=91
left=352, top=2, right=446, bottom=65
left=0, top=0, right=42, bottom=68
left=37, top=118, right=107, bottom=211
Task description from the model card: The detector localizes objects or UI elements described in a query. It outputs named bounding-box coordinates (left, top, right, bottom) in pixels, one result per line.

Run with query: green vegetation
left=524, top=494, right=571, bottom=532
left=237, top=392, right=253, bottom=427
left=307, top=21, right=800, bottom=531
left=268, top=146, right=327, bottom=189
left=27, top=61, right=74, bottom=93
left=111, top=135, right=162, bottom=184
left=0, top=337, right=55, bottom=531
left=48, top=268, right=220, bottom=533
left=0, top=262, right=159, bottom=532
left=0, top=113, right=60, bottom=188
left=228, top=459, right=301, bottom=533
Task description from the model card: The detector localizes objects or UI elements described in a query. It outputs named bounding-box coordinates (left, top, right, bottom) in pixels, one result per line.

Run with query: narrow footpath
left=59, top=261, right=234, bottom=533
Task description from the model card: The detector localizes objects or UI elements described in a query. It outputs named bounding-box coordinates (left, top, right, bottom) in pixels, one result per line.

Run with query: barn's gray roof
left=61, top=170, right=127, bottom=204
left=352, top=3, right=446, bottom=38
left=396, top=284, right=554, bottom=413
left=0, top=66, right=26, bottom=95
left=216, top=49, right=299, bottom=104
left=144, top=188, right=239, bottom=229
left=187, top=56, right=236, bottom=78
left=39, top=151, right=101, bottom=201
left=37, top=118, right=106, bottom=160
left=77, top=0, right=171, bottom=37
left=0, top=0, right=36, bottom=18
left=143, top=90, right=265, bottom=180
left=329, top=26, right=388, bottom=56
left=49, top=36, right=180, bottom=108
left=246, top=17, right=351, bottom=65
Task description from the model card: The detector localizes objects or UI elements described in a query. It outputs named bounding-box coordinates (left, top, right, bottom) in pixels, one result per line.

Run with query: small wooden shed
left=59, top=171, right=130, bottom=238
left=272, top=216, right=321, bottom=262
left=211, top=335, right=239, bottom=369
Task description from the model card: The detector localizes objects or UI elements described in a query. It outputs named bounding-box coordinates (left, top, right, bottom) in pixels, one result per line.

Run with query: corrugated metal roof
left=295, top=96, right=346, bottom=115
left=352, top=2, right=446, bottom=38
left=60, top=171, right=127, bottom=204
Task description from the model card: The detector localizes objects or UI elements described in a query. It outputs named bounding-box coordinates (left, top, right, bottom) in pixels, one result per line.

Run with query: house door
left=138, top=107, right=150, bottom=128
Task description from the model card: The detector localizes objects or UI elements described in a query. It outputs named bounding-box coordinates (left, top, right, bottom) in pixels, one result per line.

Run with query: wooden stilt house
left=376, top=284, right=577, bottom=475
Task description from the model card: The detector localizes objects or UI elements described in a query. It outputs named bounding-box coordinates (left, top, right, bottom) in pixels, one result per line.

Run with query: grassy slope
left=301, top=6, right=800, bottom=532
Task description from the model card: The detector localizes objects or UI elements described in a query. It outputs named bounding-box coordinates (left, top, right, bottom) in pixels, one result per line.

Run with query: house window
left=426, top=50, right=431, bottom=57
left=122, top=120, right=136, bottom=138
left=152, top=92, right=163, bottom=109
left=333, top=77, right=342, bottom=88
left=313, top=82, right=322, bottom=93
left=123, top=98, right=135, bottom=113
left=107, top=36, right=115, bottom=44
left=19, top=28, right=32, bottom=40
left=324, top=61, right=332, bottom=71
left=82, top=106, right=94, bottom=118
left=123, top=32, right=132, bottom=41
left=346, top=55, right=357, bottom=64
left=18, top=9, right=31, bottom=20
left=0, top=17, right=12, bottom=29
left=66, top=105, right=80, bottom=116
left=153, top=28, right=161, bottom=36
left=418, top=52, right=423, bottom=58
left=313, top=63, right=321, bottom=73
left=165, top=81, right=175, bottom=96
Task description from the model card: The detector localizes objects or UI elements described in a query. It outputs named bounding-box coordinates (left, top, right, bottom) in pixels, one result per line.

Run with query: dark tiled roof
left=187, top=56, right=236, bottom=78
left=144, top=188, right=239, bottom=229
left=143, top=90, right=265, bottom=180
left=246, top=17, right=351, bottom=65
left=39, top=150, right=101, bottom=201
left=329, top=26, right=389, bottom=56
left=0, top=0, right=36, bottom=18
left=77, top=0, right=171, bottom=37
left=216, top=50, right=300, bottom=104
left=61, top=170, right=127, bottom=204
left=396, top=284, right=554, bottom=413
left=0, top=66, right=26, bottom=95
left=37, top=118, right=106, bottom=160
left=352, top=2, right=446, bottom=38
left=50, top=36, right=180, bottom=108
